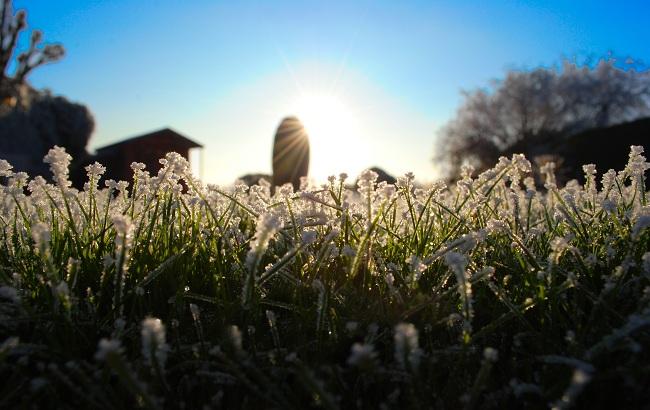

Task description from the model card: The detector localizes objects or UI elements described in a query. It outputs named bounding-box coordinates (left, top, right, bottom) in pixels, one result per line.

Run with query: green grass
left=0, top=148, right=649, bottom=409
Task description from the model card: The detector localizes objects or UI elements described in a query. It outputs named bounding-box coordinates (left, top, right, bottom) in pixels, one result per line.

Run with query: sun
left=290, top=93, right=369, bottom=182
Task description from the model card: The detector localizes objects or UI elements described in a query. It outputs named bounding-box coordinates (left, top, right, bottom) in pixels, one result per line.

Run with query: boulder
left=272, top=116, right=309, bottom=190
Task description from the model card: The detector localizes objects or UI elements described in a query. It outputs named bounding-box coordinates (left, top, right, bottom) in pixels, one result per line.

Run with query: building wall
left=99, top=138, right=192, bottom=183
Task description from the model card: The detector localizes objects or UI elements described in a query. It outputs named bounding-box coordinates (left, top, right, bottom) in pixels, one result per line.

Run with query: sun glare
left=291, top=93, right=368, bottom=182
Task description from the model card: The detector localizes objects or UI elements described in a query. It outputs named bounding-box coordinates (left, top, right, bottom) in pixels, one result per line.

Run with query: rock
left=0, top=85, right=94, bottom=183
left=353, top=167, right=396, bottom=188
left=238, top=173, right=272, bottom=187
left=272, top=116, right=309, bottom=190
left=368, top=167, right=396, bottom=185
left=1, top=0, right=91, bottom=186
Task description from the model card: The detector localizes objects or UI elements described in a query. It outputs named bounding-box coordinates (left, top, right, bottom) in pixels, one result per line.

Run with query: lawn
left=0, top=146, right=649, bottom=409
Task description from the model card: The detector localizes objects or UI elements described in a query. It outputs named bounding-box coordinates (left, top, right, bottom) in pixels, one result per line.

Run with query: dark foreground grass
left=0, top=147, right=649, bottom=409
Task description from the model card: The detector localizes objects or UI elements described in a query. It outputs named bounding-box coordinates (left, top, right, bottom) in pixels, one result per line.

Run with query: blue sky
left=13, top=0, right=650, bottom=183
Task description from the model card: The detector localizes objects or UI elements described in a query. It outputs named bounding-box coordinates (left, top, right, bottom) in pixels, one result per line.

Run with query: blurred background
left=2, top=0, right=650, bottom=186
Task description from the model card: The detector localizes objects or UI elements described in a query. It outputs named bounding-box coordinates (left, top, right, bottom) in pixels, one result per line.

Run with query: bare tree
left=1, top=0, right=64, bottom=103
left=435, top=57, right=650, bottom=181
left=1, top=0, right=93, bottom=183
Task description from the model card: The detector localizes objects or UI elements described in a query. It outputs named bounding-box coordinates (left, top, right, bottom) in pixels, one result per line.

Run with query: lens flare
left=291, top=93, right=368, bottom=182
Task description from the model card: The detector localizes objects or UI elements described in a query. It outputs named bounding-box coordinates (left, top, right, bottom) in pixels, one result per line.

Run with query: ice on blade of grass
left=189, top=303, right=201, bottom=322
left=242, top=212, right=283, bottom=307
left=395, top=172, right=415, bottom=190
left=512, top=153, right=532, bottom=174
left=378, top=182, right=396, bottom=200
left=601, top=198, right=617, bottom=213
left=483, top=347, right=499, bottom=362
left=301, top=230, right=318, bottom=246
left=85, top=162, right=106, bottom=179
left=347, top=342, right=377, bottom=368
left=540, top=161, right=557, bottom=191
left=444, top=252, right=473, bottom=338
left=141, top=317, right=169, bottom=367
left=406, top=255, right=426, bottom=284
left=357, top=168, right=378, bottom=198
left=95, top=338, right=123, bottom=361
left=394, top=322, right=422, bottom=370
left=486, top=219, right=508, bottom=234
left=245, top=213, right=283, bottom=272
left=162, top=152, right=190, bottom=177
left=53, top=281, right=69, bottom=300
left=345, top=321, right=359, bottom=334
left=227, top=325, right=243, bottom=353
left=43, top=146, right=72, bottom=190
left=111, top=214, right=134, bottom=250
left=631, top=207, right=650, bottom=239
left=31, top=222, right=51, bottom=254
left=0, top=160, right=14, bottom=179
left=626, top=146, right=649, bottom=176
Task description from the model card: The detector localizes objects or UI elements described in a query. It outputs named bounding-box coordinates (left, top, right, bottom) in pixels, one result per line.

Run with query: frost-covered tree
left=0, top=0, right=93, bottom=181
left=435, top=57, right=650, bottom=181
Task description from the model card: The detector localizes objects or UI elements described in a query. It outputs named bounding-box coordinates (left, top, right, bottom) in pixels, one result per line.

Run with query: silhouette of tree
left=435, top=56, right=650, bottom=181
left=0, top=0, right=94, bottom=181
left=1, top=0, right=64, bottom=102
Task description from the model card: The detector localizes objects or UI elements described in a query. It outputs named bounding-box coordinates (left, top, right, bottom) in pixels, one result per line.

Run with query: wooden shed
left=95, top=128, right=202, bottom=182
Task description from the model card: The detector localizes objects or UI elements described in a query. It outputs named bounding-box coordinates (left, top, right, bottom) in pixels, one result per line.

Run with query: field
left=1, top=146, right=649, bottom=409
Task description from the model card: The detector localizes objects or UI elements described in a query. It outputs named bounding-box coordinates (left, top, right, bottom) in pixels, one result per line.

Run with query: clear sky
left=13, top=0, right=650, bottom=184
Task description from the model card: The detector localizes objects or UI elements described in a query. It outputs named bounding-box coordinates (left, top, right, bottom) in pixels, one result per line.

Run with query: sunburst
left=290, top=92, right=368, bottom=182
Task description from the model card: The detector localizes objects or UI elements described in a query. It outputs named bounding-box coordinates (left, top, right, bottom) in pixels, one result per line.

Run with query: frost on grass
left=0, top=146, right=648, bottom=408
left=141, top=317, right=169, bottom=368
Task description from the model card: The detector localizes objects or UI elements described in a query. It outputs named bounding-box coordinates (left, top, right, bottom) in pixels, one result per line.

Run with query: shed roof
left=96, top=128, right=203, bottom=154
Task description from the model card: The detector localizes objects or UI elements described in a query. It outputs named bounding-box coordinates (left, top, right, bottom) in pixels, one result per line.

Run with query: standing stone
left=272, top=116, right=309, bottom=191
